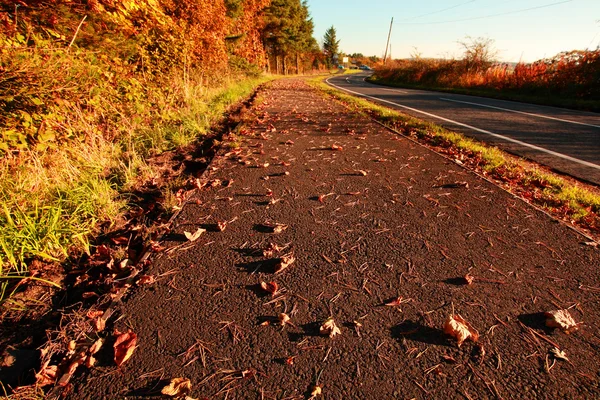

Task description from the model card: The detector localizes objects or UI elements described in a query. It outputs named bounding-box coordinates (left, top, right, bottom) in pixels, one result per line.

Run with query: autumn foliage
left=373, top=50, right=600, bottom=107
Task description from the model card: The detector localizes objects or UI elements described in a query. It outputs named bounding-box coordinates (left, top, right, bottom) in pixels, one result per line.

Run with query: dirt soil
left=68, top=79, right=600, bottom=399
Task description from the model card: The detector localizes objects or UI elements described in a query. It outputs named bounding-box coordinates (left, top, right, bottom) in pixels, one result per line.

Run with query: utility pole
left=383, top=17, right=393, bottom=65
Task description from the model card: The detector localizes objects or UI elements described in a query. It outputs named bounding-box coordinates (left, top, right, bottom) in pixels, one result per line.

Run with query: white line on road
left=381, top=88, right=408, bottom=94
left=325, top=77, right=600, bottom=171
left=439, top=97, right=600, bottom=129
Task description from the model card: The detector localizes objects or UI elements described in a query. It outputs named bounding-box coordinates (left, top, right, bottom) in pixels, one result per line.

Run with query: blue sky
left=305, top=0, right=600, bottom=62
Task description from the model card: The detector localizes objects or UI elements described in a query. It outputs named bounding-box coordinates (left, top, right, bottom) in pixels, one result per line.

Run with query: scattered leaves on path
left=443, top=314, right=479, bottom=347
left=545, top=309, right=581, bottom=333
left=114, top=330, right=137, bottom=367
left=320, top=317, right=341, bottom=338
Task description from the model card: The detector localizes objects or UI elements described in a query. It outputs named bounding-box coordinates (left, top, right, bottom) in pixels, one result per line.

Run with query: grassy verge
left=0, top=45, right=272, bottom=301
left=368, top=76, right=600, bottom=113
left=308, top=76, right=600, bottom=239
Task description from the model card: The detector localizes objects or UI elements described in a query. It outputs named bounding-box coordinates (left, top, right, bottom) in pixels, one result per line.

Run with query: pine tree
left=261, top=0, right=317, bottom=74
left=323, top=25, right=340, bottom=67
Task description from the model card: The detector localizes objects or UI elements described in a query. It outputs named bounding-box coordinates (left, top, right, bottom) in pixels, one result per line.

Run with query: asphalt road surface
left=327, top=73, right=600, bottom=186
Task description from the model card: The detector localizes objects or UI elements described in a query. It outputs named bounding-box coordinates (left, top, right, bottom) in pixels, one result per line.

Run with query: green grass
left=0, top=44, right=272, bottom=301
left=308, top=76, right=600, bottom=234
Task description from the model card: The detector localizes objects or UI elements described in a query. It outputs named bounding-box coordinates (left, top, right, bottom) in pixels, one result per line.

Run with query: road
left=71, top=79, right=600, bottom=400
left=327, top=72, right=600, bottom=185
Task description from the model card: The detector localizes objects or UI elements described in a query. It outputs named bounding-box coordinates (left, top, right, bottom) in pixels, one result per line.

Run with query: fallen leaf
left=320, top=317, right=341, bottom=338
left=137, top=275, right=156, bottom=285
left=285, top=356, right=296, bottom=365
left=57, top=357, right=83, bottom=386
left=357, top=170, right=368, bottom=176
left=263, top=242, right=284, bottom=257
left=275, top=254, right=295, bottom=273
left=385, top=297, right=405, bottom=307
left=331, top=144, right=343, bottom=151
left=184, top=228, right=206, bottom=242
left=216, top=221, right=227, bottom=232
left=550, top=347, right=569, bottom=361
left=35, top=361, right=58, bottom=387
left=464, top=274, right=475, bottom=285
left=443, top=314, right=479, bottom=347
left=114, top=331, right=137, bottom=366
left=89, top=339, right=104, bottom=355
left=545, top=309, right=581, bottom=333
left=260, top=281, right=279, bottom=296
left=311, top=385, right=322, bottom=397
left=93, top=316, right=106, bottom=332
left=279, top=313, right=294, bottom=327
left=161, top=377, right=192, bottom=397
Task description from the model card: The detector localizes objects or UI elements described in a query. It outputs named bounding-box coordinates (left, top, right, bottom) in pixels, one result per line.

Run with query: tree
left=458, top=36, right=498, bottom=72
left=261, top=0, right=317, bottom=74
left=323, top=25, right=340, bottom=67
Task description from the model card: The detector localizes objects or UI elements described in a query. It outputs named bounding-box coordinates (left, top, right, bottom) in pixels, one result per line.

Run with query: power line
left=396, top=0, right=477, bottom=22
left=396, top=0, right=572, bottom=25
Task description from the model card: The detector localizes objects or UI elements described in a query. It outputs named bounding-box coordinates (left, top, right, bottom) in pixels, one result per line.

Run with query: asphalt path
left=327, top=72, right=600, bottom=185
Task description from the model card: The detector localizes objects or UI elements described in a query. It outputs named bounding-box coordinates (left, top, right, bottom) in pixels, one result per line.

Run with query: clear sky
left=305, top=0, right=600, bottom=62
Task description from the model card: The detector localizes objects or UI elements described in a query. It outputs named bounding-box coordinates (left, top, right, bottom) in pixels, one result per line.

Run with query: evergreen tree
left=261, top=0, right=317, bottom=74
left=323, top=25, right=340, bottom=67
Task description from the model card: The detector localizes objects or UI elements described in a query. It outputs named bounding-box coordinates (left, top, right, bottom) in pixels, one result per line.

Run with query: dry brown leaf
left=285, top=356, right=296, bottom=365
left=137, top=275, right=156, bottom=285
left=275, top=254, right=295, bottom=274
left=114, top=331, right=137, bottom=367
left=184, top=228, right=206, bottom=242
left=464, top=274, right=475, bottom=285
left=311, top=385, right=322, bottom=397
left=35, top=361, right=58, bottom=387
left=320, top=317, right=341, bottom=338
left=331, top=144, right=343, bottom=151
left=357, top=170, right=368, bottom=176
left=260, top=281, right=279, bottom=296
left=384, top=297, right=404, bottom=307
left=545, top=309, right=581, bottom=333
left=443, top=314, right=479, bottom=347
left=93, top=316, right=106, bottom=332
left=550, top=347, right=569, bottom=361
left=161, top=377, right=192, bottom=397
left=89, top=339, right=104, bottom=355
left=279, top=313, right=294, bottom=326
left=57, top=356, right=84, bottom=386
left=216, top=221, right=227, bottom=232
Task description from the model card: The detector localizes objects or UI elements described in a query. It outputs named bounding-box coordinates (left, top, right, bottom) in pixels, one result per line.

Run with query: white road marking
left=325, top=77, right=600, bottom=171
left=381, top=88, right=408, bottom=94
left=439, top=97, right=600, bottom=129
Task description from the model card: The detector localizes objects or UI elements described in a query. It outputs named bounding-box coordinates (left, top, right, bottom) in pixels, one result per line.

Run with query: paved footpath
left=73, top=79, right=600, bottom=399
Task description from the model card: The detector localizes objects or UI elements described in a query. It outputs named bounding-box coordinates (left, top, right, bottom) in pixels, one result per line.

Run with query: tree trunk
left=296, top=53, right=300, bottom=75
left=276, top=56, right=280, bottom=75
left=283, top=56, right=287, bottom=75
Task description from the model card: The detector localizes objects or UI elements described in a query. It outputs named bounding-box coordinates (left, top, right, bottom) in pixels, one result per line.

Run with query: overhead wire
left=396, top=0, right=477, bottom=22
left=395, top=0, right=572, bottom=25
